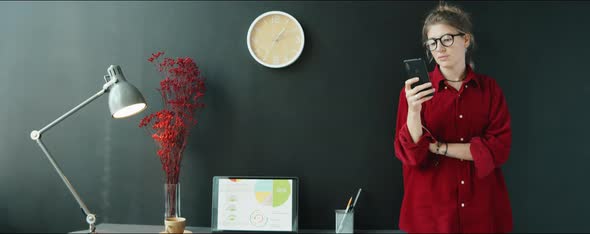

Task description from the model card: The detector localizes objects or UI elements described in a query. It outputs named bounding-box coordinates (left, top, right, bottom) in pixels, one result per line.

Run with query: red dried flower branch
left=139, top=51, right=206, bottom=185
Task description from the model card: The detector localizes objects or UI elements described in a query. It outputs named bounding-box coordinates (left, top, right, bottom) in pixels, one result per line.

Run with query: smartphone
left=403, top=58, right=432, bottom=97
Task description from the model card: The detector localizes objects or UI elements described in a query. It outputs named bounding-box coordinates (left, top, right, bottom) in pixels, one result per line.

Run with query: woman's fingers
left=415, top=95, right=434, bottom=105
left=409, top=88, right=435, bottom=104
left=416, top=87, right=435, bottom=99
left=405, top=78, right=434, bottom=112
left=413, top=82, right=433, bottom=93
left=405, top=77, right=420, bottom=92
left=405, top=79, right=432, bottom=97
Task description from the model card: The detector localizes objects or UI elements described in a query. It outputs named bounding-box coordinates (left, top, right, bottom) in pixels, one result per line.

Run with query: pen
left=350, top=188, right=362, bottom=211
left=337, top=197, right=353, bottom=233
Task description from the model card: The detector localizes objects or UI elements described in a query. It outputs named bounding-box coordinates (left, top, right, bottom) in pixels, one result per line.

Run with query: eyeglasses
left=424, top=33, right=466, bottom=51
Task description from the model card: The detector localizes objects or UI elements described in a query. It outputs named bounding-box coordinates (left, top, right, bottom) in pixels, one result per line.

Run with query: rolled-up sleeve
left=470, top=80, right=512, bottom=178
left=394, top=88, right=433, bottom=167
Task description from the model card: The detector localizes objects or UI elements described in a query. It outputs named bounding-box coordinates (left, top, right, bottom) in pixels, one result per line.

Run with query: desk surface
left=71, top=223, right=403, bottom=233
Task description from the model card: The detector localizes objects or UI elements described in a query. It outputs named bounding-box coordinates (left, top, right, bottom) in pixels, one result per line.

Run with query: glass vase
left=164, top=183, right=181, bottom=218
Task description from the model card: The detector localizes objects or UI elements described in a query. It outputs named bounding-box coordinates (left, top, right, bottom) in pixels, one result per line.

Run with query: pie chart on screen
left=254, top=180, right=291, bottom=207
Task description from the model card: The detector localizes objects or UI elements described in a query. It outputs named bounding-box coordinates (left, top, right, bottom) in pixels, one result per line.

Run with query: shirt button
left=461, top=180, right=465, bottom=185
left=459, top=114, right=463, bottom=119
left=465, top=85, right=469, bottom=88
left=460, top=137, right=464, bottom=141
left=461, top=203, right=465, bottom=207
left=444, top=86, right=448, bottom=89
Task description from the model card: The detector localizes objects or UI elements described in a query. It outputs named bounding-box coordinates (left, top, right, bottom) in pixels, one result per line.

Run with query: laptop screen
left=211, top=176, right=299, bottom=232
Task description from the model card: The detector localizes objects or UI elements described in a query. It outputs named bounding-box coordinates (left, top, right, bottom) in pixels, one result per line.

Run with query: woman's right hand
left=405, top=77, right=435, bottom=114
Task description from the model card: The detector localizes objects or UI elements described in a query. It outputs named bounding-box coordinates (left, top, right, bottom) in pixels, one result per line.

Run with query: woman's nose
left=434, top=41, right=446, bottom=52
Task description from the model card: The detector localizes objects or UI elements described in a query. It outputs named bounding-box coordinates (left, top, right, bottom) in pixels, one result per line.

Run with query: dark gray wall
left=0, top=1, right=589, bottom=233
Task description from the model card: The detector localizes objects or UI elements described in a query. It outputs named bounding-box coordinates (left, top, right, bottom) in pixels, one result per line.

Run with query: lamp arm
left=29, top=76, right=118, bottom=233
left=34, top=138, right=97, bottom=233
left=31, top=76, right=117, bottom=137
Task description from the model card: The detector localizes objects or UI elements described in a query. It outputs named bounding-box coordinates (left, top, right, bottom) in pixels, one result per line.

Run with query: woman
left=394, top=3, right=513, bottom=233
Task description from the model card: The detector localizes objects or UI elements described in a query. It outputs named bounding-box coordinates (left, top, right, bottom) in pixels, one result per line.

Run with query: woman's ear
left=464, top=34, right=472, bottom=49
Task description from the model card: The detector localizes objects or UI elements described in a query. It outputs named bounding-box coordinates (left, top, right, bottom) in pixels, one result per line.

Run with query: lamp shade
left=106, top=65, right=147, bottom=118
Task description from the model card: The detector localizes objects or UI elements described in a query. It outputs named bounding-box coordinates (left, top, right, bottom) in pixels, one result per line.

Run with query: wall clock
left=247, top=11, right=305, bottom=68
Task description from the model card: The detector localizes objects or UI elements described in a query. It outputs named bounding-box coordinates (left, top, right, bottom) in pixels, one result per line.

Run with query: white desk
left=71, top=223, right=403, bottom=233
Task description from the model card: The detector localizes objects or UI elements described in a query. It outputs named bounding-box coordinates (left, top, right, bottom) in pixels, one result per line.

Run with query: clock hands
left=274, top=27, right=287, bottom=41
left=263, top=27, right=286, bottom=61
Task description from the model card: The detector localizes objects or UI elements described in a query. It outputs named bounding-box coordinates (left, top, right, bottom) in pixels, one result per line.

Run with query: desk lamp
left=29, top=65, right=147, bottom=233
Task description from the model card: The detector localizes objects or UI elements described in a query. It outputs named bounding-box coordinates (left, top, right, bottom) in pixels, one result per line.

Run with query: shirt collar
left=431, top=64, right=479, bottom=91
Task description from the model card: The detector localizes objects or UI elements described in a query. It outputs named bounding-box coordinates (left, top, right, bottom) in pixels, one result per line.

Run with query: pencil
left=345, top=197, right=352, bottom=211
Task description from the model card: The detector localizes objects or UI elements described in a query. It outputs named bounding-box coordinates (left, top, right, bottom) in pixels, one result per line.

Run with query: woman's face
left=426, top=24, right=470, bottom=69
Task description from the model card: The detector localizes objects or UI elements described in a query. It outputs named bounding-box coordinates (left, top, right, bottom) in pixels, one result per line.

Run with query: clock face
left=247, top=11, right=305, bottom=68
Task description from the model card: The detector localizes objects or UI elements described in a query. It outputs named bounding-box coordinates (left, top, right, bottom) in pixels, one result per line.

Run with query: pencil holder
left=335, top=209, right=354, bottom=233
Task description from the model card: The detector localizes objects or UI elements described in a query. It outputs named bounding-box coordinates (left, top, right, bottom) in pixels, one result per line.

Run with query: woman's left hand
left=429, top=142, right=439, bottom=154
